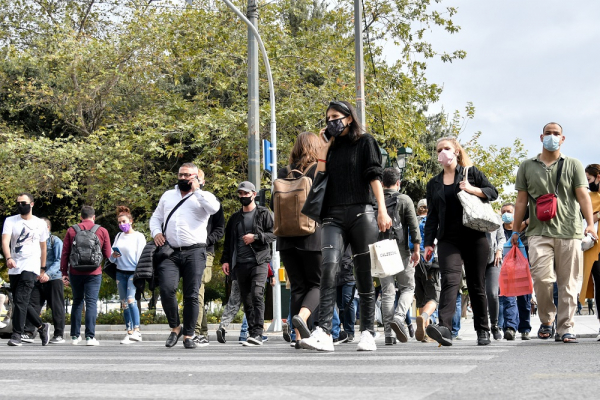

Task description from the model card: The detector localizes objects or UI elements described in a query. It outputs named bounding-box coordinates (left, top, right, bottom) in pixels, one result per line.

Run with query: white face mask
left=437, top=149, right=456, bottom=166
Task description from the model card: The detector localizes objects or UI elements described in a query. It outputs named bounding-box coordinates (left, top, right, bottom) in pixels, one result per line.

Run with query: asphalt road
left=1, top=336, right=599, bottom=399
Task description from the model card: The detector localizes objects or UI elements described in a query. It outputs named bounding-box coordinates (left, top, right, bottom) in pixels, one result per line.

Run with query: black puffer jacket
left=133, top=241, right=157, bottom=291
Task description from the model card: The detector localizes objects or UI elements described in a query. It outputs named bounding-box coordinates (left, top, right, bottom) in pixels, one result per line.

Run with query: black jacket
left=221, top=205, right=276, bottom=267
left=424, top=165, right=498, bottom=247
left=206, top=205, right=225, bottom=254
left=133, top=241, right=157, bottom=291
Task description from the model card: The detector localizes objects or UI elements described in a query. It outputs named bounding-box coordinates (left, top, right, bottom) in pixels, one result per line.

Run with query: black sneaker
left=407, top=323, right=415, bottom=338
left=491, top=325, right=502, bottom=340
left=39, top=323, right=50, bottom=346
left=21, top=333, right=34, bottom=344
left=390, top=316, right=409, bottom=343
left=216, top=327, right=226, bottom=343
left=7, top=334, right=22, bottom=347
left=426, top=324, right=453, bottom=346
left=521, top=331, right=531, bottom=341
left=192, top=335, right=210, bottom=347
left=283, top=323, right=291, bottom=343
left=477, top=330, right=491, bottom=346
left=292, top=315, right=311, bottom=339
left=183, top=338, right=197, bottom=349
left=245, top=335, right=263, bottom=346
left=385, top=336, right=397, bottom=345
left=504, top=328, right=516, bottom=341
left=333, top=330, right=349, bottom=345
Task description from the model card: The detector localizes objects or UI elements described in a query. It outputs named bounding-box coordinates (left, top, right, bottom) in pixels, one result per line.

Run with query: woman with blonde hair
left=109, top=206, right=147, bottom=344
left=423, top=137, right=498, bottom=346
left=275, top=132, right=323, bottom=346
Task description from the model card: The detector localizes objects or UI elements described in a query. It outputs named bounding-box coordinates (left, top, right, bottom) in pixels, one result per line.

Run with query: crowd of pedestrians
left=2, top=111, right=600, bottom=351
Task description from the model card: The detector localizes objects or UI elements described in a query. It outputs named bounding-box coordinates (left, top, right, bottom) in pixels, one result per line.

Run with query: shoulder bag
left=154, top=193, right=193, bottom=265
left=529, top=158, right=564, bottom=222
left=457, top=167, right=502, bottom=232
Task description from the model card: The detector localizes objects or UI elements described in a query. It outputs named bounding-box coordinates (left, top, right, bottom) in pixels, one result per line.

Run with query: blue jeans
left=498, top=296, right=518, bottom=331
left=240, top=315, right=248, bottom=339
left=336, top=283, right=356, bottom=335
left=116, top=271, right=140, bottom=331
left=287, top=306, right=297, bottom=342
left=516, top=294, right=532, bottom=333
left=69, top=274, right=102, bottom=339
left=331, top=308, right=340, bottom=340
left=452, top=295, right=461, bottom=337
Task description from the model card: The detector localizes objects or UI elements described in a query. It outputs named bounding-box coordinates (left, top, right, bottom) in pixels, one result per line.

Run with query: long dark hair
left=586, top=164, right=600, bottom=178
left=289, top=132, right=320, bottom=171
left=326, top=100, right=364, bottom=143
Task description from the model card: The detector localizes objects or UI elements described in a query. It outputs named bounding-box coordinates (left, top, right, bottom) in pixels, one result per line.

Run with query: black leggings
left=592, top=261, right=600, bottom=316
left=319, top=204, right=379, bottom=335
left=280, top=249, right=321, bottom=321
left=437, top=235, right=490, bottom=332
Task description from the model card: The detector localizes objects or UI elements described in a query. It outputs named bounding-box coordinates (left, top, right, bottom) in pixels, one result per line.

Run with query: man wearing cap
left=221, top=181, right=275, bottom=346
left=149, top=163, right=220, bottom=349
left=409, top=198, right=441, bottom=342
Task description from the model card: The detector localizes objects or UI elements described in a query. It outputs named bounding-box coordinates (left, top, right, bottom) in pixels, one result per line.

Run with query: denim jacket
left=45, top=235, right=63, bottom=280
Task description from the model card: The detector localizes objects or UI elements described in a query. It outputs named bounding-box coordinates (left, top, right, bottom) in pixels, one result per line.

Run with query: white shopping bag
left=369, top=239, right=404, bottom=278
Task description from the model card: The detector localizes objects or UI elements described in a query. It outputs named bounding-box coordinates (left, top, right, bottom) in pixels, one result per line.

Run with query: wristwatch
left=253, top=234, right=259, bottom=241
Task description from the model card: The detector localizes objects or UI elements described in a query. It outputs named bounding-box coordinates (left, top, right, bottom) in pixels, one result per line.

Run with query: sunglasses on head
left=329, top=101, right=351, bottom=115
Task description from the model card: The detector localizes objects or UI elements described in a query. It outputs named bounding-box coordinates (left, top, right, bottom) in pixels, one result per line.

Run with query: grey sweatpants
left=219, top=279, right=242, bottom=329
left=380, top=250, right=415, bottom=337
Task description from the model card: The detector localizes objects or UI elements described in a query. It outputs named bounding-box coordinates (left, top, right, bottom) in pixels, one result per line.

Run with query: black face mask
left=590, top=181, right=600, bottom=192
left=17, top=203, right=31, bottom=215
left=326, top=117, right=348, bottom=138
left=177, top=179, right=192, bottom=192
left=239, top=196, right=253, bottom=207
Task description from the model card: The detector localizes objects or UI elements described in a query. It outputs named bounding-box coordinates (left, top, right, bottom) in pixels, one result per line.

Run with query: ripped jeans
left=319, top=204, right=379, bottom=335
left=117, top=270, right=140, bottom=331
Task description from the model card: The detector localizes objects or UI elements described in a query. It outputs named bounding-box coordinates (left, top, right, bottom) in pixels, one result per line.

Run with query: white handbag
left=369, top=238, right=404, bottom=278
left=457, top=167, right=502, bottom=233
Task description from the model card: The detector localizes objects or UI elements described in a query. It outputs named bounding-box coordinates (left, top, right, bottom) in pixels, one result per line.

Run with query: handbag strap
left=162, top=193, right=193, bottom=237
left=553, top=158, right=565, bottom=196
left=463, top=166, right=470, bottom=182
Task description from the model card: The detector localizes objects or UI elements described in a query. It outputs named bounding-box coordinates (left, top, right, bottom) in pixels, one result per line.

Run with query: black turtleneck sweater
left=324, top=133, right=383, bottom=207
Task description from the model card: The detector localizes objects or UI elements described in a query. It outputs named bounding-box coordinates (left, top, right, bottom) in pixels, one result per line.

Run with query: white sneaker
left=299, top=327, right=334, bottom=352
left=129, top=331, right=142, bottom=342
left=0, top=321, right=6, bottom=329
left=86, top=337, right=100, bottom=346
left=120, top=334, right=132, bottom=345
left=357, top=330, right=377, bottom=351
left=71, top=336, right=82, bottom=345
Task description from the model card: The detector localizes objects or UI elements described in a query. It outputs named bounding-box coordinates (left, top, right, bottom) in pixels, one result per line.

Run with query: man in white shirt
left=1, top=193, right=50, bottom=346
left=150, top=163, right=220, bottom=349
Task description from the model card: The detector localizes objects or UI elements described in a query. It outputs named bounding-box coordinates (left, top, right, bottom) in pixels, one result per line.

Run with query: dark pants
left=320, top=204, right=379, bottom=335
left=236, top=262, right=268, bottom=337
left=69, top=273, right=102, bottom=339
left=437, top=235, right=490, bottom=332
left=280, top=248, right=322, bottom=320
left=592, top=261, right=600, bottom=315
left=9, top=271, right=43, bottom=337
left=516, top=294, right=532, bottom=333
left=336, top=282, right=356, bottom=334
left=25, top=279, right=65, bottom=337
left=157, top=247, right=206, bottom=337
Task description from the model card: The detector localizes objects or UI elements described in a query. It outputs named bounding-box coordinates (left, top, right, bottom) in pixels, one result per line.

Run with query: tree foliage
left=0, top=0, right=523, bottom=300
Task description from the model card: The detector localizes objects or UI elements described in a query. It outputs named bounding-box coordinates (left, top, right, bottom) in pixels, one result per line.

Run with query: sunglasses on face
left=16, top=201, right=30, bottom=206
left=178, top=173, right=197, bottom=179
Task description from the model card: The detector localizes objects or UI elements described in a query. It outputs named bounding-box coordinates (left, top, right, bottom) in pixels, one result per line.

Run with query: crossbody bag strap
left=162, top=193, right=193, bottom=238
left=554, top=158, right=565, bottom=197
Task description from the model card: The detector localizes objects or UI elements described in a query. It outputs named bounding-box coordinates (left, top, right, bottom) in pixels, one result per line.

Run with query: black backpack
left=69, top=224, right=103, bottom=272
left=377, top=192, right=404, bottom=246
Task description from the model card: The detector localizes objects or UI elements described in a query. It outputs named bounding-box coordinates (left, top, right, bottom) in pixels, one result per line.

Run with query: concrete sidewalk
left=87, top=314, right=599, bottom=342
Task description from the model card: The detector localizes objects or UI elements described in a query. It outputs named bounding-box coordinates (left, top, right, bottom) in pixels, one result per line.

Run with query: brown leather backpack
left=273, top=163, right=317, bottom=237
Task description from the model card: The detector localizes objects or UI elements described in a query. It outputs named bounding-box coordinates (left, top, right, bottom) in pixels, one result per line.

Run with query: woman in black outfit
left=299, top=101, right=392, bottom=352
left=276, top=132, right=323, bottom=347
left=424, top=137, right=498, bottom=346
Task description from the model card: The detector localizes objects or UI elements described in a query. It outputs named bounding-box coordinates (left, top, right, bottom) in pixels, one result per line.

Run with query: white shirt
left=109, top=231, right=147, bottom=272
left=149, top=186, right=220, bottom=247
left=2, top=215, right=49, bottom=275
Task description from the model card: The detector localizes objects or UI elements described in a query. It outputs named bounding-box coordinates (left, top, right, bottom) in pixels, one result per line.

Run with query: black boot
left=491, top=325, right=502, bottom=340
left=426, top=324, right=453, bottom=346
left=477, top=330, right=491, bottom=346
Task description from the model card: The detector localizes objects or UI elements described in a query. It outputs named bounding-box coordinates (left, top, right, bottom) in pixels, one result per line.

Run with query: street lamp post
left=220, top=0, right=282, bottom=332
left=394, top=145, right=413, bottom=182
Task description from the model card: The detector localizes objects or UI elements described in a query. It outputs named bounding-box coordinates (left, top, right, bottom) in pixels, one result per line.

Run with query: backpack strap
left=90, top=224, right=101, bottom=234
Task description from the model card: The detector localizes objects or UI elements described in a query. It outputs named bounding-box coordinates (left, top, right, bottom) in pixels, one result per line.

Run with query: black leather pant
left=319, top=204, right=379, bottom=335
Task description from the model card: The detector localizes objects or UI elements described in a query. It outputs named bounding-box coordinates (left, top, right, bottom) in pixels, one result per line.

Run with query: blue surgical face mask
left=501, top=213, right=514, bottom=223
left=542, top=134, right=561, bottom=151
